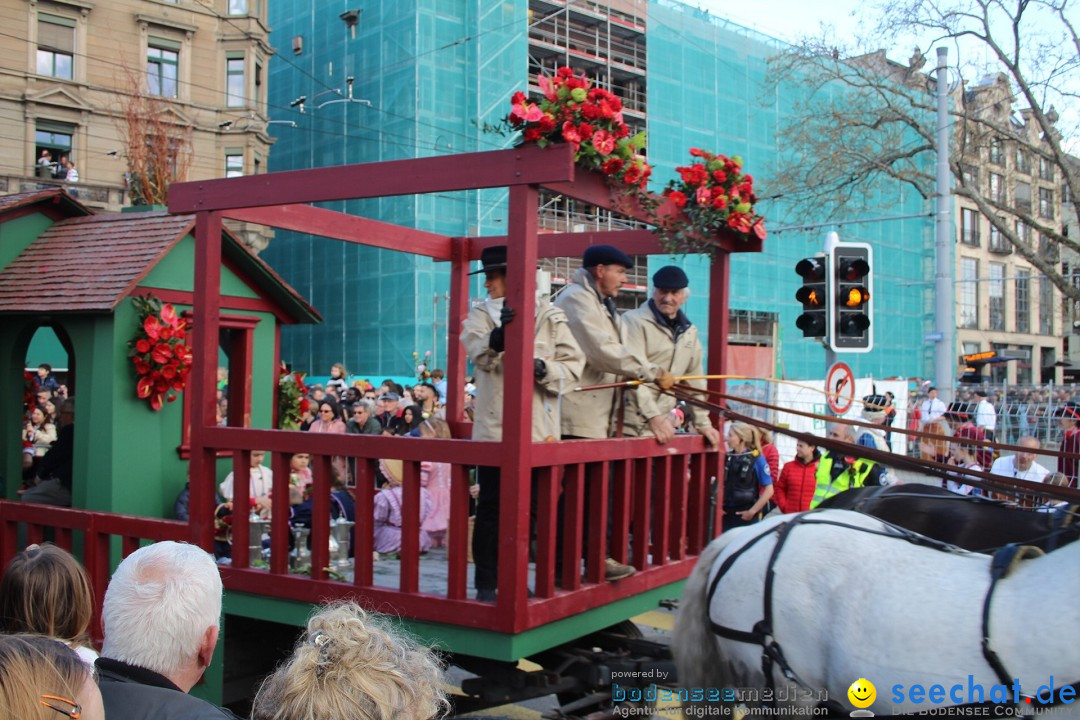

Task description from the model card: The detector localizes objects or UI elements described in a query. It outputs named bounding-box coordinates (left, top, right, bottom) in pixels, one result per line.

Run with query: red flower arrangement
left=507, top=66, right=651, bottom=191
left=657, top=148, right=767, bottom=254
left=277, top=363, right=310, bottom=430
left=128, top=294, right=193, bottom=411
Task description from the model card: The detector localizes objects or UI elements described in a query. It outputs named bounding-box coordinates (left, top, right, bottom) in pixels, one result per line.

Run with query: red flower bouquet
left=507, top=66, right=651, bottom=191
left=657, top=148, right=767, bottom=253
left=277, top=363, right=309, bottom=430
left=128, top=294, right=192, bottom=411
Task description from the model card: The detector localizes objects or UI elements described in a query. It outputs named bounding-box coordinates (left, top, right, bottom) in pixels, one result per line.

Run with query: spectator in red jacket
left=775, top=438, right=820, bottom=513
left=757, top=428, right=780, bottom=485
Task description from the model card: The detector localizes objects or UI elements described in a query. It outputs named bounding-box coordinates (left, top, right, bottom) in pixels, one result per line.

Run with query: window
left=1015, top=346, right=1033, bottom=385
left=1015, top=268, right=1030, bottom=333
left=228, top=0, right=248, bottom=14
left=225, top=152, right=243, bottom=178
left=1040, top=276, right=1053, bottom=335
left=1014, top=181, right=1031, bottom=213
left=960, top=208, right=980, bottom=246
left=988, top=219, right=1009, bottom=253
left=1015, top=147, right=1030, bottom=175
left=253, top=155, right=261, bottom=175
left=1039, top=156, right=1055, bottom=182
left=959, top=258, right=978, bottom=329
left=989, top=139, right=1004, bottom=165
left=147, top=41, right=179, bottom=98
left=1064, top=180, right=1072, bottom=205
left=989, top=173, right=1004, bottom=203
left=226, top=56, right=245, bottom=107
left=991, top=343, right=1008, bottom=384
left=254, top=60, right=263, bottom=110
left=1039, top=188, right=1055, bottom=219
left=1015, top=220, right=1030, bottom=246
left=961, top=164, right=978, bottom=188
left=35, top=121, right=74, bottom=171
left=37, top=14, right=74, bottom=80
left=989, top=262, right=1005, bottom=331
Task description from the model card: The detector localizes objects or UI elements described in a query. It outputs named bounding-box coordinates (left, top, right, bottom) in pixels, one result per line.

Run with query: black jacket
left=96, top=657, right=239, bottom=720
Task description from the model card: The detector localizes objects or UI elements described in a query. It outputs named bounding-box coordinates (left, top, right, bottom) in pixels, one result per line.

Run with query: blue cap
left=583, top=244, right=633, bottom=269
left=652, top=265, right=689, bottom=290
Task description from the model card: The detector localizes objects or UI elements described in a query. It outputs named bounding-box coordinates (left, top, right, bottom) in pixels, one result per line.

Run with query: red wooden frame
left=0, top=143, right=758, bottom=641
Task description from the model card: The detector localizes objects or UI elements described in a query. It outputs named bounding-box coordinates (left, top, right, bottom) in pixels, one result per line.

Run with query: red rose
left=523, top=126, right=543, bottom=142
left=712, top=195, right=729, bottom=210
left=668, top=190, right=688, bottom=209
left=601, top=158, right=624, bottom=175
left=161, top=365, right=177, bottom=379
left=134, top=357, right=151, bottom=375
left=512, top=91, right=526, bottom=104
left=136, top=339, right=151, bottom=353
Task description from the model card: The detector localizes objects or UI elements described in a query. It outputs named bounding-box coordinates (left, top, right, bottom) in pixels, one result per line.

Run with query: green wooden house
left=0, top=188, right=319, bottom=516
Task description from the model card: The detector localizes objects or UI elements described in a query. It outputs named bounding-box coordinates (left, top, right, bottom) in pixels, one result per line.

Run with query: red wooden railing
left=1, top=434, right=718, bottom=637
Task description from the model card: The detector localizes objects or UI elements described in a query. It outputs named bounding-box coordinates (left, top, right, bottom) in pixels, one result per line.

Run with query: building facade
left=0, top=0, right=273, bottom=249
left=954, top=74, right=1065, bottom=385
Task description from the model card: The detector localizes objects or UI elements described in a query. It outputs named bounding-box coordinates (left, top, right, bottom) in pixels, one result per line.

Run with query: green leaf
left=628, top=131, right=647, bottom=150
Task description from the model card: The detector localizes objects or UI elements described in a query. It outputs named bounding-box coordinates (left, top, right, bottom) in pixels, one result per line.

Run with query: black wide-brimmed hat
left=945, top=400, right=974, bottom=420
left=468, top=245, right=507, bottom=275
left=1053, top=401, right=1080, bottom=420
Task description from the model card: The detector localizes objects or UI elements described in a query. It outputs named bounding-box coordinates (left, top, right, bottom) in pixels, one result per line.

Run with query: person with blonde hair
left=722, top=422, right=773, bottom=531
left=251, top=602, right=448, bottom=720
left=0, top=634, right=105, bottom=720
left=0, top=543, right=97, bottom=665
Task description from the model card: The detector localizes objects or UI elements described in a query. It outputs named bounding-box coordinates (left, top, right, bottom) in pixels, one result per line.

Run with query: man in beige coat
left=462, top=245, right=584, bottom=601
left=554, top=245, right=673, bottom=581
left=622, top=265, right=721, bottom=447
left=555, top=245, right=672, bottom=439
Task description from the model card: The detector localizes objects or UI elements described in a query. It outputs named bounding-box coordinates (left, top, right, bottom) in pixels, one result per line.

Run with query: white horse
left=674, top=509, right=1080, bottom=718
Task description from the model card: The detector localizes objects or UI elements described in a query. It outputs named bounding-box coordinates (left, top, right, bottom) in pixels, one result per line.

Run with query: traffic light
left=794, top=256, right=828, bottom=338
left=829, top=242, right=873, bottom=352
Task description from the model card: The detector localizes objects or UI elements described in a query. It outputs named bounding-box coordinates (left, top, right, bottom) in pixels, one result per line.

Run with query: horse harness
left=703, top=512, right=1080, bottom=718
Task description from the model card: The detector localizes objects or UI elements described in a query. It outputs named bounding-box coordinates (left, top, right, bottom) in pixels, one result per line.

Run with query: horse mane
left=673, top=533, right=737, bottom=693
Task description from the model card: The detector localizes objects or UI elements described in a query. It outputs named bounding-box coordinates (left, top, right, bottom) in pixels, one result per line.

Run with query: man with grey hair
left=621, top=265, right=720, bottom=447
left=96, top=541, right=237, bottom=719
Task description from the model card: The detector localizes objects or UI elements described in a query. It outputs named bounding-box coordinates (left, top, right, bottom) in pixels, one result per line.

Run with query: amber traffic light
left=795, top=256, right=828, bottom=338
left=829, top=243, right=873, bottom=352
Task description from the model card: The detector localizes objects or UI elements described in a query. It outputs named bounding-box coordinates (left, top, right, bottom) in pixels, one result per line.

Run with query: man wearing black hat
left=1055, top=401, right=1080, bottom=487
left=856, top=394, right=892, bottom=455
left=462, top=245, right=585, bottom=601
left=555, top=245, right=673, bottom=440
left=621, top=265, right=720, bottom=447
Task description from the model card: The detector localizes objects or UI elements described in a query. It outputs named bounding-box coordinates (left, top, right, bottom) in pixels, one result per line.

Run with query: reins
left=703, top=513, right=1080, bottom=718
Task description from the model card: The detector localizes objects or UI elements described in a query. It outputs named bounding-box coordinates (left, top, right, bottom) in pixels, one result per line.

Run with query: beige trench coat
left=620, top=300, right=710, bottom=437
left=462, top=300, right=584, bottom=442
left=554, top=268, right=655, bottom=439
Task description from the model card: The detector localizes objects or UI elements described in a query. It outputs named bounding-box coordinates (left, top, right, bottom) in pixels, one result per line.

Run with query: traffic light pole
left=933, top=46, right=956, bottom=403
left=824, top=231, right=839, bottom=415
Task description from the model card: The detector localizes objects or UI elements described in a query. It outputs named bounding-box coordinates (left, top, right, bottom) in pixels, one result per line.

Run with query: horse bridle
left=702, top=512, right=1080, bottom=718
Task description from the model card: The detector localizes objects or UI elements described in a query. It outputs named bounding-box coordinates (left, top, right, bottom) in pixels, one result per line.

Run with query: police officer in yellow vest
left=809, top=421, right=888, bottom=508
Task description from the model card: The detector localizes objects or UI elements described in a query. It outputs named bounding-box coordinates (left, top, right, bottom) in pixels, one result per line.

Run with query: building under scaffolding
left=263, top=0, right=933, bottom=381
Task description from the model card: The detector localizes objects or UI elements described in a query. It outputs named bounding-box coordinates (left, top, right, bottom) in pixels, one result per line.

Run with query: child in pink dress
left=417, top=417, right=452, bottom=547
left=374, top=459, right=433, bottom=555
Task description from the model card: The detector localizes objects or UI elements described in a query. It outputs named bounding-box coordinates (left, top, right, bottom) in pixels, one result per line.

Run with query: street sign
left=825, top=361, right=855, bottom=415
left=925, top=332, right=944, bottom=342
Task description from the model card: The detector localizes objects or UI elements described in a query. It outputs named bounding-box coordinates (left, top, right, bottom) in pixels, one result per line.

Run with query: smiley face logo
left=847, top=678, right=876, bottom=709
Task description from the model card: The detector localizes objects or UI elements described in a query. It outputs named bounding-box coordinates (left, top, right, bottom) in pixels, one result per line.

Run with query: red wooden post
left=309, top=455, right=332, bottom=580
left=610, top=458, right=632, bottom=564
left=269, top=452, right=290, bottom=575
left=499, top=183, right=539, bottom=628
left=445, top=236, right=470, bottom=428
left=631, top=456, right=652, bottom=570
left=651, top=456, right=672, bottom=564
left=447, top=463, right=470, bottom=599
left=190, top=211, right=223, bottom=552
left=560, top=462, right=585, bottom=591
left=534, top=465, right=559, bottom=598
left=584, top=461, right=609, bottom=584
left=709, top=252, right=731, bottom=538
left=353, top=459, right=375, bottom=587
left=400, top=460, right=420, bottom=594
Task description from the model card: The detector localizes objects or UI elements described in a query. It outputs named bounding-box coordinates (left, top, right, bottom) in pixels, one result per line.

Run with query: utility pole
left=934, top=46, right=956, bottom=403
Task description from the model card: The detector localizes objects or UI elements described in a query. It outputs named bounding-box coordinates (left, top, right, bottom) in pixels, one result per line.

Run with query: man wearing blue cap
left=554, top=245, right=673, bottom=582
left=622, top=265, right=720, bottom=447
left=555, top=245, right=673, bottom=440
